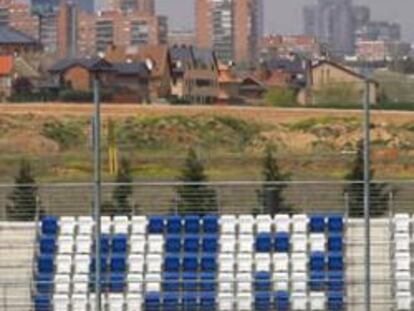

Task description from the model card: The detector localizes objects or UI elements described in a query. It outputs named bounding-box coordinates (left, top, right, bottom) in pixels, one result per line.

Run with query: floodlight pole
left=93, top=73, right=102, bottom=311
left=363, top=79, right=371, bottom=311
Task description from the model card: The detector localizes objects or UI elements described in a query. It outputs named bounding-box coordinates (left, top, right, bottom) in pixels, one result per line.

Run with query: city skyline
left=156, top=0, right=414, bottom=43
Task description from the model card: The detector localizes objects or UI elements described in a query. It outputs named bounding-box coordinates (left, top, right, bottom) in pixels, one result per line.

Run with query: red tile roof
left=0, top=55, right=13, bottom=75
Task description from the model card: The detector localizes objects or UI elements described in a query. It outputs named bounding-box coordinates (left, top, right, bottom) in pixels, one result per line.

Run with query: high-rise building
left=195, top=0, right=263, bottom=64
left=303, top=0, right=355, bottom=56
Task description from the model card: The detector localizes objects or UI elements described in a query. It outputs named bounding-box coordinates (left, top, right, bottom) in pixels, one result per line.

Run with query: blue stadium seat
left=167, top=216, right=182, bottom=234
left=145, top=292, right=161, bottom=311
left=310, top=251, right=325, bottom=271
left=163, top=292, right=180, bottom=311
left=201, top=255, right=216, bottom=272
left=310, top=271, right=325, bottom=291
left=274, top=232, right=289, bottom=252
left=182, top=272, right=197, bottom=291
left=328, top=252, right=344, bottom=271
left=328, top=234, right=343, bottom=252
left=184, top=216, right=201, bottom=234
left=203, top=215, right=219, bottom=233
left=328, top=215, right=343, bottom=233
left=328, top=291, right=344, bottom=310
left=41, top=217, right=58, bottom=236
left=112, top=234, right=128, bottom=254
left=109, top=272, right=125, bottom=292
left=256, top=233, right=272, bottom=252
left=200, top=272, right=215, bottom=291
left=274, top=291, right=289, bottom=311
left=39, top=236, right=56, bottom=255
left=200, top=291, right=216, bottom=310
left=37, top=255, right=54, bottom=274
left=328, top=271, right=344, bottom=291
left=202, top=235, right=218, bottom=253
left=36, top=273, right=53, bottom=294
left=165, top=255, right=180, bottom=272
left=34, top=294, right=51, bottom=311
left=163, top=272, right=180, bottom=292
left=182, top=292, right=198, bottom=310
left=110, top=255, right=126, bottom=272
left=166, top=235, right=181, bottom=253
left=100, top=234, right=110, bottom=255
left=148, top=216, right=164, bottom=234
left=255, top=291, right=272, bottom=311
left=184, top=235, right=200, bottom=253
left=255, top=272, right=272, bottom=291
left=90, top=256, right=107, bottom=273
left=183, top=255, right=198, bottom=272
left=310, top=215, right=325, bottom=232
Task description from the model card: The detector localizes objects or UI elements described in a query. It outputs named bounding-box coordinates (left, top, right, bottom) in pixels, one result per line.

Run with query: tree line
left=6, top=141, right=390, bottom=220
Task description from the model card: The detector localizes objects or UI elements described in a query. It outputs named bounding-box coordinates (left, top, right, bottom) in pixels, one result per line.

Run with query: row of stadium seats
left=34, top=214, right=345, bottom=311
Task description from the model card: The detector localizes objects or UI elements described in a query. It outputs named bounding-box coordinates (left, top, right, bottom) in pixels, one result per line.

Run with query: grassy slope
left=1, top=103, right=414, bottom=182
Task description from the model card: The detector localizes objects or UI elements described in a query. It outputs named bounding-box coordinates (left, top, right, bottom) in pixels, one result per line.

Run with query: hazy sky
left=156, top=0, right=414, bottom=42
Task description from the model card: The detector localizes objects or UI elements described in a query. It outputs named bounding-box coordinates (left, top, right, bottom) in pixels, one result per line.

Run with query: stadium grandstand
left=0, top=181, right=412, bottom=311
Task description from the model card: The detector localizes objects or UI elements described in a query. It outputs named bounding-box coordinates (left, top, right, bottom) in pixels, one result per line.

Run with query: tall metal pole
left=93, top=74, right=102, bottom=311
left=363, top=80, right=371, bottom=311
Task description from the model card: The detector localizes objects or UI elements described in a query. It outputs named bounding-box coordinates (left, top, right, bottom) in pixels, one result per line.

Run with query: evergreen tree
left=344, top=140, right=390, bottom=217
left=107, top=158, right=133, bottom=215
left=257, top=144, right=291, bottom=215
left=6, top=159, right=39, bottom=221
left=176, top=148, right=218, bottom=214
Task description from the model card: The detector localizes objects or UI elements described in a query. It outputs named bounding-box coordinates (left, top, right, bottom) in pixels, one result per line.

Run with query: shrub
left=41, top=119, right=85, bottom=150
left=59, top=89, right=113, bottom=102
left=265, top=88, right=297, bottom=107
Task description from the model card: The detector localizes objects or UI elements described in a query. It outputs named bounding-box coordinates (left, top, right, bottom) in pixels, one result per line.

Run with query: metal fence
left=0, top=181, right=413, bottom=311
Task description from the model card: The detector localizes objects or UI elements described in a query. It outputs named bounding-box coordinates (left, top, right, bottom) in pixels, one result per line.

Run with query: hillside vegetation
left=0, top=104, right=414, bottom=181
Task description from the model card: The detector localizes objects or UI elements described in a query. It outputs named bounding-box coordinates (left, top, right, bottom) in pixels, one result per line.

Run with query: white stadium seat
left=146, top=254, right=162, bottom=272
left=75, top=236, right=92, bottom=254
left=256, top=215, right=272, bottom=232
left=255, top=253, right=271, bottom=272
left=394, top=214, right=410, bottom=233
left=219, top=254, right=235, bottom=272
left=236, top=273, right=252, bottom=292
left=274, top=214, right=290, bottom=232
left=273, top=272, right=289, bottom=291
left=128, top=273, right=143, bottom=293
left=238, top=215, right=255, bottom=234
left=131, top=216, right=147, bottom=235
left=74, top=254, right=90, bottom=274
left=77, top=216, right=94, bottom=235
left=292, top=234, right=307, bottom=253
left=291, top=292, right=307, bottom=310
left=108, top=293, right=124, bottom=311
left=58, top=236, right=74, bottom=254
left=129, top=254, right=144, bottom=273
left=89, top=294, right=107, bottom=311
left=54, top=274, right=71, bottom=293
left=113, top=216, right=129, bottom=234
left=395, top=252, right=411, bottom=271
left=292, top=272, right=307, bottom=292
left=145, top=273, right=161, bottom=292
left=396, top=271, right=411, bottom=291
left=219, top=272, right=235, bottom=292
left=56, top=254, right=72, bottom=274
left=220, top=215, right=237, bottom=234
left=126, top=294, right=142, bottom=311
left=310, top=292, right=325, bottom=310
left=221, top=235, right=236, bottom=253
left=59, top=216, right=76, bottom=235
left=395, top=233, right=410, bottom=252
left=53, top=294, right=70, bottom=311
left=101, top=216, right=112, bottom=234
left=292, top=253, right=307, bottom=272
left=72, top=294, right=88, bottom=311
left=147, top=235, right=163, bottom=253
left=218, top=292, right=234, bottom=311
left=292, top=214, right=308, bottom=233
left=238, top=235, right=254, bottom=253
left=130, top=235, right=146, bottom=253
left=237, top=293, right=252, bottom=311
left=396, top=291, right=412, bottom=310
left=309, top=233, right=325, bottom=252
left=73, top=274, right=88, bottom=293
left=237, top=253, right=253, bottom=272
left=273, top=253, right=289, bottom=272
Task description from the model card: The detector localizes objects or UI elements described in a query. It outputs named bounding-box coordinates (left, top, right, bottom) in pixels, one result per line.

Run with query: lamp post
left=90, top=59, right=112, bottom=311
